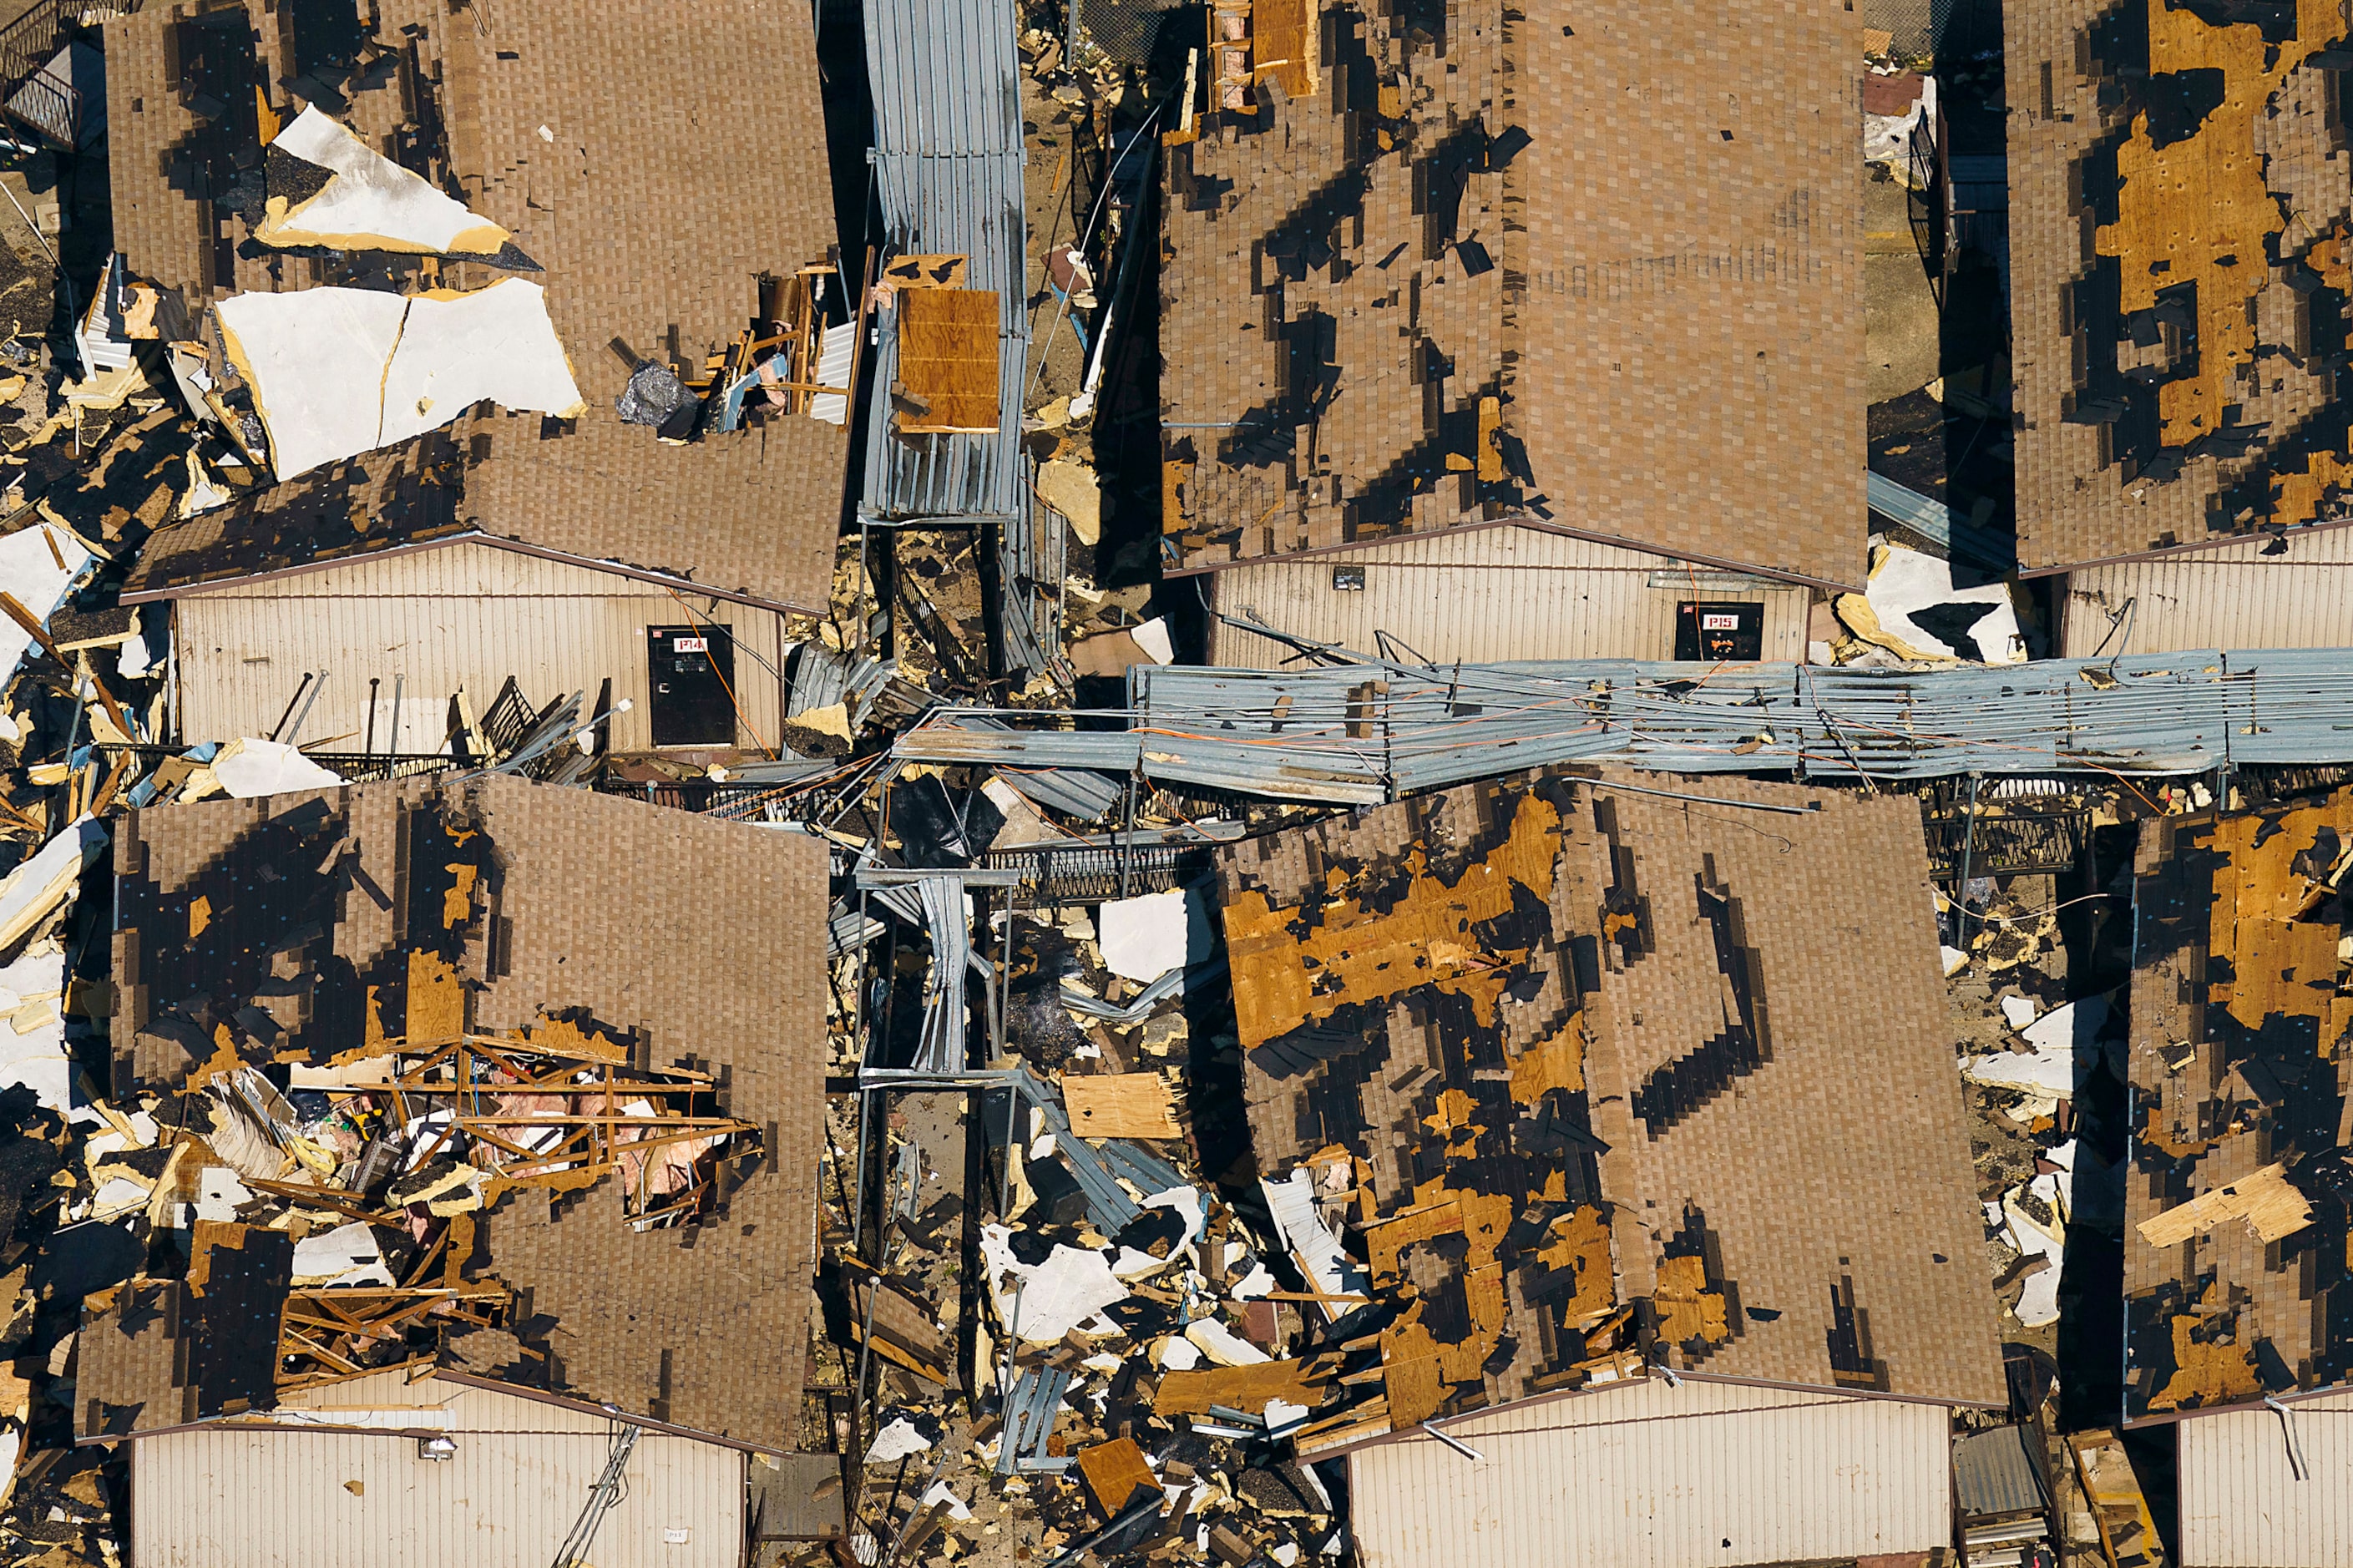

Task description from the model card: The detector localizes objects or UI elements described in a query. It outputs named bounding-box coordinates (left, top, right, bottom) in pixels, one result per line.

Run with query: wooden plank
left=881, top=254, right=969, bottom=291
left=2135, top=1161, right=2314, bottom=1247
left=896, top=287, right=1001, bottom=434
left=1075, top=1437, right=1157, bottom=1515
left=1061, top=1073, right=1182, bottom=1140
left=0, top=591, right=134, bottom=741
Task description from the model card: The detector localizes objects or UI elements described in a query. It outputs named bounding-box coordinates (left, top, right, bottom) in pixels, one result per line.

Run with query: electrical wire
left=659, top=588, right=777, bottom=759
left=1023, top=98, right=1169, bottom=410
left=1961, top=893, right=2126, bottom=926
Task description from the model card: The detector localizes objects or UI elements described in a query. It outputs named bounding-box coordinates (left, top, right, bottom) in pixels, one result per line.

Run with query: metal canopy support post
left=1955, top=771, right=1983, bottom=943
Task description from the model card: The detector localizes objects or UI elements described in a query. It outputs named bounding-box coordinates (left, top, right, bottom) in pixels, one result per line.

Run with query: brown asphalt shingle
left=2007, top=0, right=2353, bottom=571
left=104, top=776, right=828, bottom=1449
left=106, top=0, right=843, bottom=610
left=1162, top=1, right=1865, bottom=587
left=1219, top=768, right=2004, bottom=1420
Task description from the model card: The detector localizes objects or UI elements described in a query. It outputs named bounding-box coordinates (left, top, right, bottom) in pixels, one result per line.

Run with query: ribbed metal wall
left=861, top=0, right=1027, bottom=520
left=2177, top=1389, right=2353, bottom=1568
left=1348, top=1378, right=1951, bottom=1568
left=171, top=544, right=789, bottom=753
left=1204, top=528, right=1812, bottom=666
left=128, top=1373, right=743, bottom=1568
left=2058, top=528, right=2353, bottom=656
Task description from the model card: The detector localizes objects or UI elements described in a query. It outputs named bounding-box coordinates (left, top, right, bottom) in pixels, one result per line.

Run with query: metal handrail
left=0, top=0, right=141, bottom=148
left=1, top=68, right=78, bottom=149
left=0, top=0, right=68, bottom=87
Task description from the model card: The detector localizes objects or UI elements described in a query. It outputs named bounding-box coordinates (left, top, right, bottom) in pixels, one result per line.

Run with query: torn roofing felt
left=103, top=776, right=830, bottom=1448
left=1159, top=0, right=1863, bottom=584
left=2125, top=792, right=2353, bottom=1419
left=2009, top=0, right=2353, bottom=570
left=1217, top=768, right=2006, bottom=1430
left=102, top=0, right=845, bottom=611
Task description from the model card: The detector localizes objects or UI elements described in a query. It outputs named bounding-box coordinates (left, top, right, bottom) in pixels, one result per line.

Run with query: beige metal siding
left=2177, top=1390, right=2353, bottom=1567
left=1205, top=529, right=1811, bottom=665
left=1348, top=1378, right=1951, bottom=1568
left=2058, top=527, right=2353, bottom=655
left=129, top=1373, right=743, bottom=1568
left=170, top=544, right=789, bottom=753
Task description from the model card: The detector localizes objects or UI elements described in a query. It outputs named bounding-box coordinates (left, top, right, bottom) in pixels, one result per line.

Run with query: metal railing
left=0, top=0, right=70, bottom=87
left=0, top=0, right=137, bottom=149
left=2, top=68, right=78, bottom=148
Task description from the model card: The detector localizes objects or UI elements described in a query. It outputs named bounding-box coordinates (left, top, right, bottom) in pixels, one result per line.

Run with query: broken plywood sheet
left=894, top=288, right=999, bottom=434
left=880, top=254, right=969, bottom=291
left=2135, top=1163, right=2314, bottom=1249
left=1061, top=1073, right=1182, bottom=1141
left=1151, top=1354, right=1340, bottom=1417
left=1074, top=1438, right=1157, bottom=1515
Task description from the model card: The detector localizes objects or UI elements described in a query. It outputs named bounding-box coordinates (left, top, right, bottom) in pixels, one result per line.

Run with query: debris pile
left=0, top=0, right=2334, bottom=1560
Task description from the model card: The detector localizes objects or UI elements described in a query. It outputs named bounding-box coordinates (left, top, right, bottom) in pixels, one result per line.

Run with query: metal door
left=1673, top=602, right=1764, bottom=662
left=647, top=625, right=736, bottom=746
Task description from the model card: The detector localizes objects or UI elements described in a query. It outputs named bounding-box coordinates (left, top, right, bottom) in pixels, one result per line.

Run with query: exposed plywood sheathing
left=2096, top=0, right=2340, bottom=448
left=2010, top=0, right=2353, bottom=570
left=2126, top=791, right=2353, bottom=1419
left=1224, top=791, right=1564, bottom=1048
left=1220, top=769, right=2005, bottom=1432
left=1161, top=0, right=1863, bottom=584
left=1251, top=0, right=1318, bottom=100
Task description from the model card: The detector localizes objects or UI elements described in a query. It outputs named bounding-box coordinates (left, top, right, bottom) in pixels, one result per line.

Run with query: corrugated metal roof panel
left=1951, top=1424, right=2047, bottom=1519
left=1207, top=528, right=1809, bottom=666
left=861, top=0, right=1027, bottom=520
left=128, top=1373, right=743, bottom=1568
left=1348, top=1378, right=1951, bottom=1568
left=2060, top=528, right=2353, bottom=657
left=2177, top=1389, right=2353, bottom=1568
left=891, top=649, right=2353, bottom=798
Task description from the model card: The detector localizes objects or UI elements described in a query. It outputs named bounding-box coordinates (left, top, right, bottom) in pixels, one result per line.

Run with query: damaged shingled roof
left=81, top=776, right=827, bottom=1449
left=104, top=0, right=845, bottom=610
left=1160, top=0, right=1863, bottom=585
left=2008, top=0, right=2353, bottom=571
left=1220, top=769, right=2005, bottom=1435
left=2125, top=791, right=2353, bottom=1420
